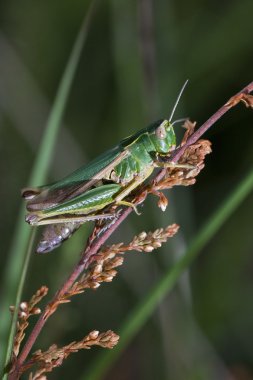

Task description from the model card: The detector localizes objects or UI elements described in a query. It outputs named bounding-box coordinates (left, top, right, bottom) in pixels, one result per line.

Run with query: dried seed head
left=20, top=311, right=28, bottom=318
left=31, top=307, right=41, bottom=315
left=143, top=246, right=155, bottom=252
left=226, top=93, right=253, bottom=108
left=138, top=231, right=147, bottom=240
left=106, top=252, right=117, bottom=260
left=91, top=282, right=100, bottom=289
left=107, top=269, right=117, bottom=277
left=9, top=306, right=15, bottom=313
left=92, top=264, right=103, bottom=275
left=158, top=195, right=168, bottom=211
left=89, top=330, right=99, bottom=340
left=20, top=302, right=28, bottom=311
left=103, top=275, right=114, bottom=282
left=113, top=256, right=124, bottom=267
left=153, top=242, right=162, bottom=248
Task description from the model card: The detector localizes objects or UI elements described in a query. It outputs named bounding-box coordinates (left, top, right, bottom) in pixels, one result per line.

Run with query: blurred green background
left=1, top=0, right=253, bottom=379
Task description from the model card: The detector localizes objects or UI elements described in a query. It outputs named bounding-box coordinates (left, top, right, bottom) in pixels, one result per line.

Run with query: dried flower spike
left=226, top=92, right=253, bottom=108
left=26, top=330, right=119, bottom=379
left=11, top=286, right=48, bottom=357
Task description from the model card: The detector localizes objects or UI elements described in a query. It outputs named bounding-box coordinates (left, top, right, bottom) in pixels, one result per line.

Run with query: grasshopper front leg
left=113, top=167, right=154, bottom=214
left=155, top=162, right=194, bottom=170
left=154, top=154, right=194, bottom=170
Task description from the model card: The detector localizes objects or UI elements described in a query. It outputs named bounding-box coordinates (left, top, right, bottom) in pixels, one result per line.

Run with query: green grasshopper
left=22, top=83, right=190, bottom=253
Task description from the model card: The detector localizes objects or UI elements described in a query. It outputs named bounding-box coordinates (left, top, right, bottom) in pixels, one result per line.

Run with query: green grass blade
left=83, top=168, right=253, bottom=380
left=2, top=229, right=36, bottom=377
left=29, top=0, right=98, bottom=186
left=0, top=1, right=98, bottom=375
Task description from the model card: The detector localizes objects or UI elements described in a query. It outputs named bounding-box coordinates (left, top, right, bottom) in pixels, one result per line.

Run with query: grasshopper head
left=149, top=119, right=176, bottom=154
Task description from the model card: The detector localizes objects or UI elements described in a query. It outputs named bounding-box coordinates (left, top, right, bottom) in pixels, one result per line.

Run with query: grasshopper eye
left=155, top=123, right=167, bottom=139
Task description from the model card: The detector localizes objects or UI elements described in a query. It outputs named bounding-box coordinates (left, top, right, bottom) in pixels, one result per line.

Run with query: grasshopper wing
left=22, top=146, right=129, bottom=212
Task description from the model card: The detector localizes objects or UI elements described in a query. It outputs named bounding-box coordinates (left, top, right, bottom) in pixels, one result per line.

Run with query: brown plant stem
left=171, top=81, right=253, bottom=163
left=9, top=81, right=253, bottom=380
left=153, top=81, right=253, bottom=186
left=9, top=209, right=132, bottom=380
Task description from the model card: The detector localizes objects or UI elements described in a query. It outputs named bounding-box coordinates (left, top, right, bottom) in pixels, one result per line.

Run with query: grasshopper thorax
left=112, top=119, right=176, bottom=183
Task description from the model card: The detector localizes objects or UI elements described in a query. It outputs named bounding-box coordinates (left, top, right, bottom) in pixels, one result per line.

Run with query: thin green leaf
left=0, top=1, right=99, bottom=376
left=83, top=168, right=253, bottom=380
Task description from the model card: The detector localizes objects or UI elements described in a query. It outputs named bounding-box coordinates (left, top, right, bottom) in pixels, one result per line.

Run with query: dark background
left=0, top=0, right=253, bottom=379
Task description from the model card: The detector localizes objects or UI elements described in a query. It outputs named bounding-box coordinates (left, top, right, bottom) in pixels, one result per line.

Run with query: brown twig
left=9, top=82, right=253, bottom=380
left=171, top=81, right=253, bottom=163
left=9, top=210, right=133, bottom=379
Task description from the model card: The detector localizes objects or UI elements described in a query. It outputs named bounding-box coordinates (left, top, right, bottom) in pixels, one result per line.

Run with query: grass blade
left=0, top=1, right=99, bottom=375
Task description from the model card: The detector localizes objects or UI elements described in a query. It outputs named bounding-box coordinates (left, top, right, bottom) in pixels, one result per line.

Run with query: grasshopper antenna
left=171, top=117, right=188, bottom=126
left=169, top=79, right=189, bottom=122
